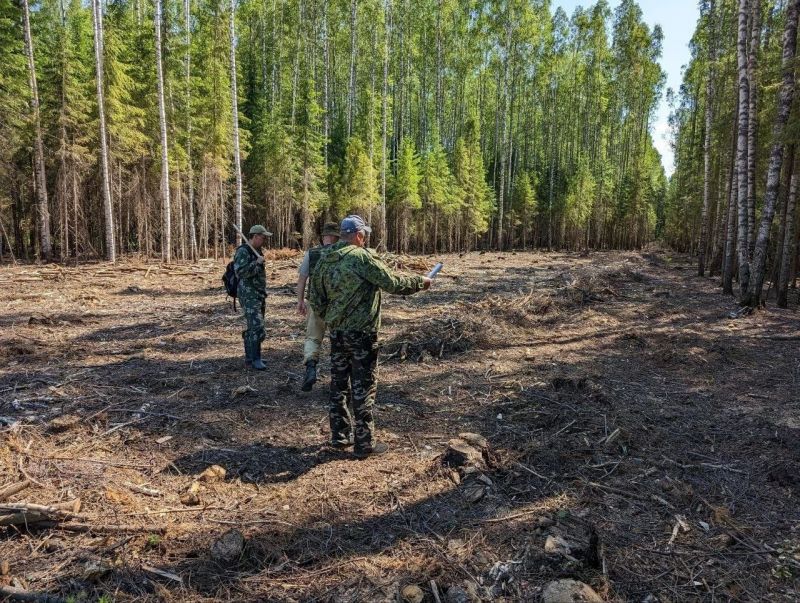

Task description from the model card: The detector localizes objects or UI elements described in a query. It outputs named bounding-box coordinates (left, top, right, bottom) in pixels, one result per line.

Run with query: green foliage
left=0, top=0, right=672, bottom=258
left=421, top=137, right=459, bottom=217
left=0, top=0, right=28, bottom=178
left=391, top=138, right=421, bottom=212
left=332, top=137, right=378, bottom=215
left=453, top=118, right=494, bottom=236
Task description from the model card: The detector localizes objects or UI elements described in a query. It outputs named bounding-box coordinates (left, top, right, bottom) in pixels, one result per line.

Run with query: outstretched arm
left=362, top=255, right=430, bottom=295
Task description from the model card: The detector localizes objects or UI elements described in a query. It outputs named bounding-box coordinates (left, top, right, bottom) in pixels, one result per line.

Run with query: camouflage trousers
left=329, top=330, right=379, bottom=451
left=240, top=295, right=266, bottom=346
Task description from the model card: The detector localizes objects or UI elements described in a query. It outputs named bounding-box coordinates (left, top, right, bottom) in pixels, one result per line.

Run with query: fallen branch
left=0, top=500, right=83, bottom=526
left=587, top=481, right=675, bottom=510
left=0, top=480, right=30, bottom=502
left=0, top=585, right=64, bottom=603
left=35, top=521, right=166, bottom=534
left=123, top=481, right=162, bottom=497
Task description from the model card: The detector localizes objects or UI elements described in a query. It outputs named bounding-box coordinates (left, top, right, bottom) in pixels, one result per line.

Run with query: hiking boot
left=301, top=360, right=317, bottom=392
left=354, top=442, right=388, bottom=459
left=251, top=342, right=266, bottom=371
left=243, top=340, right=253, bottom=368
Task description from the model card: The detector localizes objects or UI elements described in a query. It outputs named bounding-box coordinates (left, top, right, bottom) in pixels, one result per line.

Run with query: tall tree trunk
left=230, top=0, right=243, bottom=236
left=777, top=155, right=798, bottom=307
left=185, top=0, right=197, bottom=260
left=746, top=0, right=761, bottom=257
left=322, top=0, right=329, bottom=168
left=22, top=0, right=52, bottom=261
left=699, top=0, right=717, bottom=276
left=155, top=0, right=171, bottom=263
left=347, top=0, right=357, bottom=138
left=745, top=0, right=800, bottom=306
left=91, top=0, right=115, bottom=262
left=735, top=0, right=751, bottom=298
left=380, top=0, right=391, bottom=248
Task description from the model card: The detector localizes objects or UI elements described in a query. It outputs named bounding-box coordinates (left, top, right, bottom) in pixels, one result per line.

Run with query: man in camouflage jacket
left=296, top=221, right=341, bottom=391
left=309, top=215, right=431, bottom=458
left=234, top=224, right=271, bottom=370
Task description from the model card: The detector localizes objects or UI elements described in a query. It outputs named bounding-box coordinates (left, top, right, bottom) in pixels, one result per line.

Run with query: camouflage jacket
left=234, top=244, right=267, bottom=300
left=309, top=241, right=425, bottom=333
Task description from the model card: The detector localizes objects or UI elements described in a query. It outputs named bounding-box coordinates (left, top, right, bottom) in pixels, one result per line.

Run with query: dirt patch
left=0, top=252, right=799, bottom=601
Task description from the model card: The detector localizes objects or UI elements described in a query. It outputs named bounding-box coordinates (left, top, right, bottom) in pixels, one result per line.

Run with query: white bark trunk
left=735, top=0, right=751, bottom=298
left=155, top=0, right=171, bottom=263
left=699, top=0, right=716, bottom=277
left=22, top=0, right=52, bottom=261
left=746, top=0, right=761, bottom=257
left=92, top=0, right=115, bottom=262
left=185, top=0, right=197, bottom=260
left=347, top=0, right=357, bottom=138
left=380, top=0, right=391, bottom=247
left=746, top=0, right=800, bottom=306
left=230, top=0, right=243, bottom=236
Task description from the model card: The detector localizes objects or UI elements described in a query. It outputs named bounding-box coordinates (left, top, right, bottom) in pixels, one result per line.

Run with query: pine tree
left=390, top=137, right=420, bottom=251
left=420, top=136, right=458, bottom=252
left=294, top=76, right=326, bottom=247
left=453, top=118, right=493, bottom=248
left=332, top=137, right=378, bottom=218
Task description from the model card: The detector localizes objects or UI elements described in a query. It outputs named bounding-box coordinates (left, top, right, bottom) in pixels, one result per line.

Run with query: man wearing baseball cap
left=296, top=222, right=341, bottom=391
left=308, top=215, right=432, bottom=458
left=234, top=224, right=272, bottom=370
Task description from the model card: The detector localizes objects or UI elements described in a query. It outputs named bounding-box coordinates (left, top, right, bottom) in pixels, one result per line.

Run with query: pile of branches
left=383, top=313, right=487, bottom=362
left=378, top=252, right=434, bottom=273
left=474, top=290, right=559, bottom=324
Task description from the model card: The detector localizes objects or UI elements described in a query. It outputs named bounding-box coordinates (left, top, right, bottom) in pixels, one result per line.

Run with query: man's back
left=310, top=241, right=422, bottom=333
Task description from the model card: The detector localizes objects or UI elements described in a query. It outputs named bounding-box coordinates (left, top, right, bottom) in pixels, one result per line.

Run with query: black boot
left=243, top=339, right=253, bottom=368
left=251, top=341, right=266, bottom=371
left=301, top=360, right=317, bottom=391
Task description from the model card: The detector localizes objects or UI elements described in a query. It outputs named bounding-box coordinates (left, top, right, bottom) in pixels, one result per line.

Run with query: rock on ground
left=541, top=579, right=603, bottom=603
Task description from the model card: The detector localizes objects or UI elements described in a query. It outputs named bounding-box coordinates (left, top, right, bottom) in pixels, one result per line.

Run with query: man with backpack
left=296, top=222, right=340, bottom=391
left=234, top=225, right=271, bottom=370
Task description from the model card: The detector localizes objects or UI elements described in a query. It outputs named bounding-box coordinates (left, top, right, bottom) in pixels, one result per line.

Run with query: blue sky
left=553, top=0, right=699, bottom=175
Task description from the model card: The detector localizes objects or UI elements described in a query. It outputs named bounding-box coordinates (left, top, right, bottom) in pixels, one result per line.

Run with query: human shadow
left=168, top=443, right=348, bottom=484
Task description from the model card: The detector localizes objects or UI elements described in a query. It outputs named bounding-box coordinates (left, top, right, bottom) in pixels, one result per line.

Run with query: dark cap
left=321, top=222, right=341, bottom=237
left=340, top=215, right=372, bottom=234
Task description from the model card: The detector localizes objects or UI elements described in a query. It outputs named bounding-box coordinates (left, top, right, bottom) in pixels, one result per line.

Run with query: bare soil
left=1, top=250, right=799, bottom=602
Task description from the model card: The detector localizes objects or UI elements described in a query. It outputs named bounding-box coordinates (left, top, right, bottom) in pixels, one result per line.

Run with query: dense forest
left=667, top=0, right=800, bottom=307
left=0, top=0, right=667, bottom=261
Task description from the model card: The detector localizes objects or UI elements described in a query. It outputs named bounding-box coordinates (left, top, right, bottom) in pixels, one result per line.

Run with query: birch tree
left=155, top=0, right=171, bottom=262
left=91, top=0, right=115, bottom=262
left=22, top=0, right=52, bottom=261
left=230, top=0, right=243, bottom=236
left=745, top=0, right=800, bottom=307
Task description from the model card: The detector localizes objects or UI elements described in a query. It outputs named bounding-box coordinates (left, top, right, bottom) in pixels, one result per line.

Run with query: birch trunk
left=185, top=0, right=197, bottom=260
left=155, top=0, right=171, bottom=262
left=230, top=0, right=243, bottom=236
left=380, top=0, right=390, bottom=247
left=322, top=0, right=329, bottom=168
left=735, top=0, right=751, bottom=297
left=699, top=0, right=716, bottom=276
left=745, top=0, right=800, bottom=306
left=746, top=0, right=761, bottom=257
left=777, top=158, right=798, bottom=307
left=347, top=0, right=358, bottom=138
left=22, top=0, right=52, bottom=261
left=91, top=0, right=115, bottom=262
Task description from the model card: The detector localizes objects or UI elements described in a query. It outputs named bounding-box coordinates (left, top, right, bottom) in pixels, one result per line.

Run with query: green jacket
left=309, top=241, right=425, bottom=333
left=234, top=244, right=267, bottom=300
